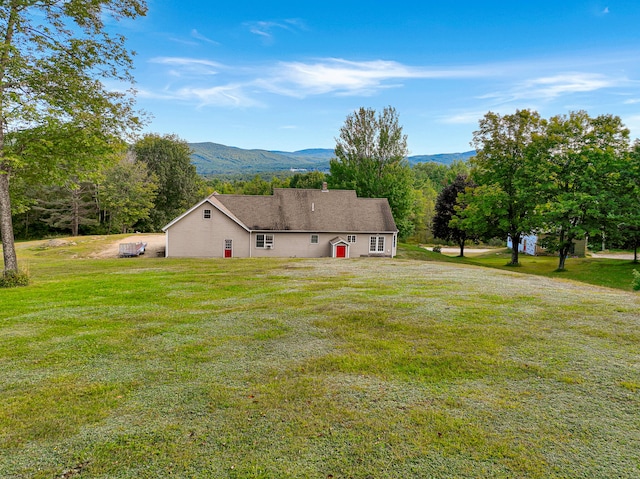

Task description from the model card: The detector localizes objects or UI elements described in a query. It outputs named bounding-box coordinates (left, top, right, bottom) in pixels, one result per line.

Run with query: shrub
left=432, top=245, right=442, bottom=253
left=486, top=237, right=506, bottom=247
left=632, top=269, right=640, bottom=291
left=0, top=269, right=30, bottom=288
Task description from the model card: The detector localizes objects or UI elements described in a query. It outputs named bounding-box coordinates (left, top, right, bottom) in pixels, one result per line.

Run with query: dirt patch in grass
left=88, top=234, right=166, bottom=259
left=591, top=252, right=636, bottom=260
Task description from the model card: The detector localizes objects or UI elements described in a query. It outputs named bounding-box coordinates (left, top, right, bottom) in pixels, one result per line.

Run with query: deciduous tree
left=330, top=106, right=414, bottom=237
left=0, top=0, right=147, bottom=275
left=412, top=160, right=470, bottom=242
left=413, top=162, right=449, bottom=192
left=100, top=155, right=158, bottom=234
left=538, top=111, right=630, bottom=270
left=618, top=141, right=640, bottom=263
left=469, top=110, right=545, bottom=265
left=432, top=174, right=476, bottom=256
left=132, top=134, right=201, bottom=231
left=290, top=171, right=326, bottom=189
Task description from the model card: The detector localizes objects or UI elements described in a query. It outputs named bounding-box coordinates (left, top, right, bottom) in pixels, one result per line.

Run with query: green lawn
left=401, top=244, right=640, bottom=291
left=1, top=237, right=639, bottom=478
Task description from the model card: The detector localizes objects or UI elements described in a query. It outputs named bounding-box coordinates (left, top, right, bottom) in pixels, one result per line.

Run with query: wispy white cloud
left=525, top=73, right=620, bottom=98
left=146, top=57, right=257, bottom=106
left=150, top=57, right=224, bottom=68
left=135, top=89, right=175, bottom=100
left=144, top=57, right=493, bottom=106
left=257, top=58, right=491, bottom=97
left=167, top=37, right=200, bottom=47
left=138, top=83, right=261, bottom=107
left=150, top=57, right=225, bottom=77
left=245, top=18, right=307, bottom=43
left=165, top=30, right=220, bottom=48
left=142, top=55, right=640, bottom=113
left=191, top=29, right=220, bottom=45
left=480, top=72, right=629, bottom=104
left=175, top=84, right=262, bottom=107
left=247, top=21, right=273, bottom=38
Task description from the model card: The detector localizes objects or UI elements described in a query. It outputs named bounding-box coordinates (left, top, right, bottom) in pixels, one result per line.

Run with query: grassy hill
left=189, top=142, right=475, bottom=175
left=1, top=236, right=639, bottom=478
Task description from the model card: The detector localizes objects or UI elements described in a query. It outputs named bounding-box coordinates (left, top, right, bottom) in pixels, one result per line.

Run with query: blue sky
left=119, top=1, right=640, bottom=155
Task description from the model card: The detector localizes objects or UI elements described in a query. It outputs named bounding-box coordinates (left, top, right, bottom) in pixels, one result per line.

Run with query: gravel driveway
left=591, top=252, right=637, bottom=260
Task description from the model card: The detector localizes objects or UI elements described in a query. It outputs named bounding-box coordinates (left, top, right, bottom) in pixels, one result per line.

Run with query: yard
left=412, top=244, right=640, bottom=291
left=1, top=236, right=639, bottom=478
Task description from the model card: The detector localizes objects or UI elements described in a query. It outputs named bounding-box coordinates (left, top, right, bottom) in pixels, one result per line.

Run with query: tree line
left=9, top=105, right=639, bottom=277
left=12, top=134, right=202, bottom=239
left=316, top=106, right=640, bottom=270
left=11, top=127, right=467, bottom=245
left=2, top=1, right=639, bottom=279
left=433, top=110, right=640, bottom=269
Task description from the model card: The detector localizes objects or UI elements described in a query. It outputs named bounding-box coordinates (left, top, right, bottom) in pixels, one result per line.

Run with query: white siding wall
left=250, top=232, right=396, bottom=258
left=166, top=203, right=397, bottom=258
left=166, top=203, right=250, bottom=257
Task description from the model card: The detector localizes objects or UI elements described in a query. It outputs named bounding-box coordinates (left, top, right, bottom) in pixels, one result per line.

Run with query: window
left=203, top=209, right=211, bottom=219
left=369, top=236, right=385, bottom=253
left=256, top=234, right=274, bottom=249
left=347, top=235, right=357, bottom=243
left=310, top=234, right=319, bottom=244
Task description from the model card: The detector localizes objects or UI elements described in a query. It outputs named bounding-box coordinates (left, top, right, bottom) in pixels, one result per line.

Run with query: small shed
left=508, top=234, right=586, bottom=257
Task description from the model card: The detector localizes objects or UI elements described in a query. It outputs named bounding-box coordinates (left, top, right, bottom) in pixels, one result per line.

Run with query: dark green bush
left=0, top=270, right=30, bottom=288
left=632, top=269, right=640, bottom=291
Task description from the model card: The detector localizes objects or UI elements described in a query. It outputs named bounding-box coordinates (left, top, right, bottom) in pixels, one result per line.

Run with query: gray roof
left=210, top=188, right=397, bottom=233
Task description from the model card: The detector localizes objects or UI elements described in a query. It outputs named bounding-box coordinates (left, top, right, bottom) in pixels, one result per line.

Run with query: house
left=507, top=234, right=587, bottom=257
left=162, top=185, right=398, bottom=258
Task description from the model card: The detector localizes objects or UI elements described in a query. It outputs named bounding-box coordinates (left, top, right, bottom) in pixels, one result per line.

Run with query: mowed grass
left=400, top=244, right=640, bottom=291
left=1, top=237, right=639, bottom=478
left=468, top=250, right=640, bottom=291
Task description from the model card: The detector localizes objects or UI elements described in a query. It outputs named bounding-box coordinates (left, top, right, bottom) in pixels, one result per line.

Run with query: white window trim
left=256, top=233, right=275, bottom=249
left=203, top=209, right=212, bottom=219
left=369, top=236, right=385, bottom=253
left=310, top=234, right=319, bottom=244
left=347, top=235, right=357, bottom=243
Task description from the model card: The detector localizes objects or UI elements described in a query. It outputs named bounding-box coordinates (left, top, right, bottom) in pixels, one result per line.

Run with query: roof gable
left=161, top=197, right=250, bottom=232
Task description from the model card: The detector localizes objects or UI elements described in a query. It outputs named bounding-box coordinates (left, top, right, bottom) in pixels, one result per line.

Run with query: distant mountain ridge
left=189, top=142, right=475, bottom=176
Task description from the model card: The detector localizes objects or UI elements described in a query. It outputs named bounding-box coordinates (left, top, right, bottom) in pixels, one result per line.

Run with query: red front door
left=336, top=245, right=346, bottom=258
left=224, top=240, right=232, bottom=258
